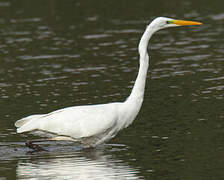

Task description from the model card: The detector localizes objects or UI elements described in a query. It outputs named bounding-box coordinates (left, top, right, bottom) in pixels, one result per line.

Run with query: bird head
left=149, top=17, right=202, bottom=32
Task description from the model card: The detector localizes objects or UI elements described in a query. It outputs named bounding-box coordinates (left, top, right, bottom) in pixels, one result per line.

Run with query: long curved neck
left=126, top=25, right=155, bottom=103
left=118, top=25, right=156, bottom=129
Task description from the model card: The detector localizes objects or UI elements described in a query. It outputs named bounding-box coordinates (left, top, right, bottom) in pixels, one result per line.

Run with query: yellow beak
left=171, top=19, right=202, bottom=26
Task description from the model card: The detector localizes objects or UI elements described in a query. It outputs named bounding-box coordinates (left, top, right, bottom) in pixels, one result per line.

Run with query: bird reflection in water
left=16, top=147, right=143, bottom=180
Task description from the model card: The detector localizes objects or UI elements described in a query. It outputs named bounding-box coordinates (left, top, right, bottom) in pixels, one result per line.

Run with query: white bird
left=15, top=17, right=202, bottom=150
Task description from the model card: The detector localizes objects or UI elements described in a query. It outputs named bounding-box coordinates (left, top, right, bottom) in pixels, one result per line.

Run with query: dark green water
left=0, top=0, right=224, bottom=179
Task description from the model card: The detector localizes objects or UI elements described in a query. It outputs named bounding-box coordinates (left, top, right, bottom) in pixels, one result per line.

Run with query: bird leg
left=26, top=140, right=47, bottom=152
left=47, top=136, right=76, bottom=141
left=25, top=136, right=77, bottom=151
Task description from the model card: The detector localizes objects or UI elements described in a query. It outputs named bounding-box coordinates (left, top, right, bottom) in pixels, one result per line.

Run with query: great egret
left=15, top=17, right=202, bottom=150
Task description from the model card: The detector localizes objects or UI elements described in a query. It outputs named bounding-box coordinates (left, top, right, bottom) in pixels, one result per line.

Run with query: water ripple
left=204, top=76, right=224, bottom=82
left=83, top=34, right=112, bottom=39
left=18, top=54, right=80, bottom=60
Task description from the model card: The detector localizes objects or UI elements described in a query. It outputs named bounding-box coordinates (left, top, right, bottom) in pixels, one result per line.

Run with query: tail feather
left=17, top=124, right=35, bottom=133
left=15, top=114, right=45, bottom=133
left=15, top=119, right=28, bottom=128
left=15, top=114, right=44, bottom=127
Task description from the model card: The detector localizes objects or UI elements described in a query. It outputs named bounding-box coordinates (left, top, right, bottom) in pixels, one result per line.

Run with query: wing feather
left=16, top=103, right=120, bottom=139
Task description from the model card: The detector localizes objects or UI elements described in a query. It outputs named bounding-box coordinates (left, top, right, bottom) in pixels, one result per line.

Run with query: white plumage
left=15, top=17, right=201, bottom=148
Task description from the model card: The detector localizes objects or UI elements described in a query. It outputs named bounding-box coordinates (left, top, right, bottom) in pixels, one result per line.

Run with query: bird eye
left=166, top=21, right=171, bottom=24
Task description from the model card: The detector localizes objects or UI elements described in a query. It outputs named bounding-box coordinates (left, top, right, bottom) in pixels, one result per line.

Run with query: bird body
left=15, top=17, right=202, bottom=148
left=16, top=100, right=142, bottom=146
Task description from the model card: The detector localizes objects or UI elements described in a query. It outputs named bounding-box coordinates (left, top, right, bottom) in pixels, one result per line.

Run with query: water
left=0, top=0, right=224, bottom=179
